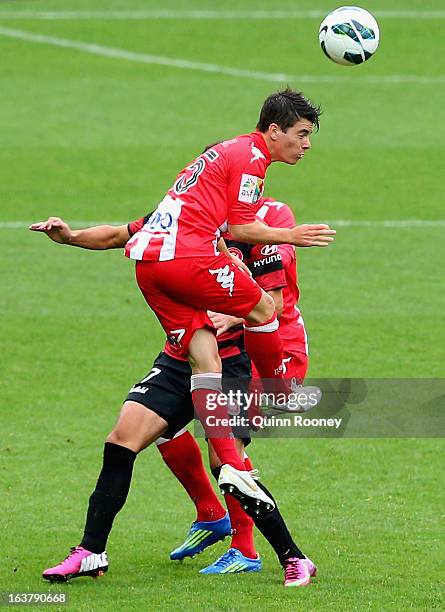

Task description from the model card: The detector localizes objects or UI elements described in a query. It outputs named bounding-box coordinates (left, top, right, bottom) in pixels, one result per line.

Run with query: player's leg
left=208, top=454, right=315, bottom=586
left=188, top=328, right=276, bottom=515
left=142, top=255, right=285, bottom=385
left=155, top=429, right=231, bottom=561
left=207, top=440, right=258, bottom=560
left=136, top=261, right=246, bottom=470
left=201, top=351, right=258, bottom=564
left=135, top=261, right=276, bottom=513
left=244, top=292, right=285, bottom=383
left=242, top=455, right=316, bottom=587
left=42, top=401, right=168, bottom=582
left=156, top=429, right=226, bottom=523
left=199, top=440, right=260, bottom=574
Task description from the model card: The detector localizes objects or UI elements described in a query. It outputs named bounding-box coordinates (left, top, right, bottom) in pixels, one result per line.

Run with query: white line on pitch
left=0, top=26, right=444, bottom=85
left=0, top=10, right=444, bottom=20
left=326, top=220, right=445, bottom=228
left=4, top=220, right=445, bottom=230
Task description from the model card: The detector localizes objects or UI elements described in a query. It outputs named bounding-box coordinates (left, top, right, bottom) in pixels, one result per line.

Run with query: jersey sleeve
left=226, top=150, right=268, bottom=226
left=127, top=214, right=151, bottom=236
left=278, top=244, right=295, bottom=268
left=275, top=204, right=296, bottom=229
left=247, top=244, right=286, bottom=291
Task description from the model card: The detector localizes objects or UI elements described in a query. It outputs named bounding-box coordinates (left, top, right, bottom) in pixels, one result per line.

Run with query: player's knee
left=106, top=428, right=128, bottom=447
left=106, top=425, right=144, bottom=452
left=246, top=291, right=276, bottom=325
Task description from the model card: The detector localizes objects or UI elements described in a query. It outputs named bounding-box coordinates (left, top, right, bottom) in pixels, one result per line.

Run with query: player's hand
left=29, top=217, right=74, bottom=244
left=289, top=224, right=336, bottom=247
left=208, top=311, right=244, bottom=336
left=228, top=252, right=252, bottom=276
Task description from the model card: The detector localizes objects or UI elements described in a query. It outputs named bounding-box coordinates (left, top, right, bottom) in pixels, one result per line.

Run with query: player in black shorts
left=32, top=216, right=316, bottom=587
left=130, top=347, right=316, bottom=585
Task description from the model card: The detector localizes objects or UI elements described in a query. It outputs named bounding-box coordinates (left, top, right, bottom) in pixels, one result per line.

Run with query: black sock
left=80, top=442, right=137, bottom=553
left=211, top=465, right=304, bottom=563
left=253, top=480, right=305, bottom=563
left=211, top=466, right=222, bottom=480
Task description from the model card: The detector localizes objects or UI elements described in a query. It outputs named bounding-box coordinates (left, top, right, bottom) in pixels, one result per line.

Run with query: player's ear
left=268, top=123, right=280, bottom=141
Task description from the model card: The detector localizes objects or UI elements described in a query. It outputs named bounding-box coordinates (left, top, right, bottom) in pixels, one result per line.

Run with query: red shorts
left=135, top=254, right=262, bottom=359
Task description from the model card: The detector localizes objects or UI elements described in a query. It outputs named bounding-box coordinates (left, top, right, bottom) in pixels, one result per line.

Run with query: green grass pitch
left=0, top=1, right=444, bottom=610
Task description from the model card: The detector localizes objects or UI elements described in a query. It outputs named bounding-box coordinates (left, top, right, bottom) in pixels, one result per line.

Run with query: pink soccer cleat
left=42, top=546, right=108, bottom=582
left=302, top=556, right=318, bottom=577
left=282, top=557, right=311, bottom=587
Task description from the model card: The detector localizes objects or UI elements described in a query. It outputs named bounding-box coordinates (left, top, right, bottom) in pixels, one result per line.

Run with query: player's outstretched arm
left=229, top=219, right=336, bottom=247
left=29, top=217, right=130, bottom=250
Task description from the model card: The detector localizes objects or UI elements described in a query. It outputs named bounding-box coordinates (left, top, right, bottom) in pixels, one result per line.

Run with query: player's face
left=271, top=119, right=313, bottom=165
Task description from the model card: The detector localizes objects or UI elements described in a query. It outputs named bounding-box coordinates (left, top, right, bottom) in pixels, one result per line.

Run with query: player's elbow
left=108, top=226, right=130, bottom=249
left=228, top=224, right=251, bottom=241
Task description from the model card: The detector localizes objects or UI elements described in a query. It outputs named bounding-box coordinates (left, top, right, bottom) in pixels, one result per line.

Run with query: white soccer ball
left=319, top=6, right=380, bottom=66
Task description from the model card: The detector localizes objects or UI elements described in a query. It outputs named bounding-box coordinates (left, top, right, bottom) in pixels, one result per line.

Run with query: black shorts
left=125, top=350, right=252, bottom=443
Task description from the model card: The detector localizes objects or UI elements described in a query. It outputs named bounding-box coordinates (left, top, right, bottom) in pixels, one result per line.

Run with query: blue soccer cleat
left=199, top=548, right=262, bottom=574
left=170, top=514, right=231, bottom=561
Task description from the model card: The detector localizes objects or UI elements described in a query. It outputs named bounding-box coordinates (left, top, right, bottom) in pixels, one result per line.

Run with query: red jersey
left=125, top=132, right=271, bottom=262
left=255, top=197, right=301, bottom=342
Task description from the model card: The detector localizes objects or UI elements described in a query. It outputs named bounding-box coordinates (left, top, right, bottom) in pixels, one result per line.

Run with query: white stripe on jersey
left=255, top=204, right=269, bottom=220
left=128, top=230, right=152, bottom=260
left=159, top=197, right=183, bottom=261
left=128, top=195, right=184, bottom=261
left=256, top=201, right=285, bottom=220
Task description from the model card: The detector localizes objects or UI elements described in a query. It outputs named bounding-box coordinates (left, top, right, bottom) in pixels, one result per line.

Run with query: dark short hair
left=257, top=88, right=321, bottom=132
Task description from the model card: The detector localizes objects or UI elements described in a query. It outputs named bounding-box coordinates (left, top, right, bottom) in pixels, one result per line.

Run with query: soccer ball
left=319, top=6, right=380, bottom=66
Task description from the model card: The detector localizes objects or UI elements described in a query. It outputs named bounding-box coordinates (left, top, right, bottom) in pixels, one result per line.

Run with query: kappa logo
left=209, top=265, right=235, bottom=296
left=250, top=142, right=266, bottom=164
left=260, top=244, right=278, bottom=256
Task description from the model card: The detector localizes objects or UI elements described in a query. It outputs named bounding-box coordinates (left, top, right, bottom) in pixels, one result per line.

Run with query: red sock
left=225, top=493, right=256, bottom=559
left=244, top=315, right=283, bottom=380
left=226, top=454, right=257, bottom=558
left=157, top=432, right=226, bottom=522
left=191, top=374, right=245, bottom=471
left=244, top=456, right=254, bottom=471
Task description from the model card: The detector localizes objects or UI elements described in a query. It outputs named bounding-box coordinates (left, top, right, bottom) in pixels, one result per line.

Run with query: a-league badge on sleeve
left=238, top=174, right=265, bottom=204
